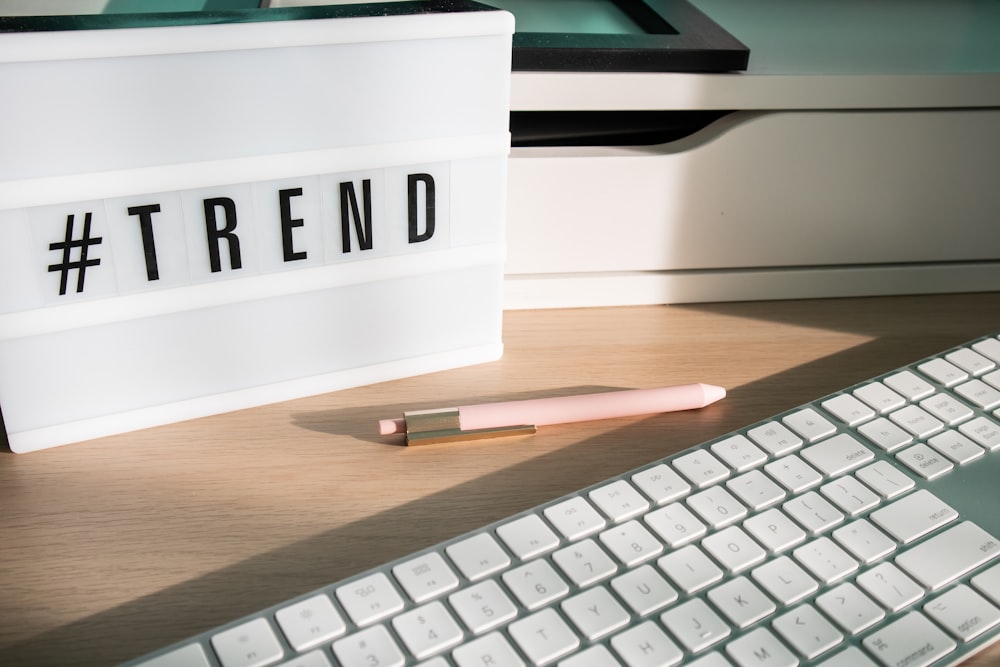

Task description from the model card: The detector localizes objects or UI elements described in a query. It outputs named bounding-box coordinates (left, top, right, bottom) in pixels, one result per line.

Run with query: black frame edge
left=511, top=0, right=749, bottom=73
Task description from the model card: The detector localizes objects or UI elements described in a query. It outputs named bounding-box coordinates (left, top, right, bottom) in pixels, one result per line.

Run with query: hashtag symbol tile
left=47, top=212, right=103, bottom=295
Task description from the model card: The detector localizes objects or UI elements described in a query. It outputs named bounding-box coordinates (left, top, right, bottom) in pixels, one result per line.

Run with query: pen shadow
left=3, top=294, right=999, bottom=666
left=291, top=385, right=632, bottom=446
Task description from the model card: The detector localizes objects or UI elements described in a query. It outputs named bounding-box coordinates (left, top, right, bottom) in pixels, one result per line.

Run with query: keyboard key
left=973, top=562, right=1000, bottom=606
left=821, top=393, right=876, bottom=426
left=710, top=435, right=767, bottom=472
left=559, top=645, right=621, bottom=667
left=973, top=337, right=1000, bottom=363
left=857, top=417, right=912, bottom=452
left=707, top=576, right=775, bottom=628
left=726, top=470, right=786, bottom=511
left=419, top=657, right=449, bottom=667
left=393, top=551, right=459, bottom=603
left=819, top=476, right=880, bottom=516
left=818, top=646, right=878, bottom=667
left=544, top=496, right=606, bottom=541
left=856, top=562, right=923, bottom=612
left=599, top=519, right=664, bottom=566
left=211, top=618, right=284, bottom=667
left=954, top=378, right=1000, bottom=410
left=448, top=579, right=517, bottom=634
left=610, top=620, right=684, bottom=667
left=445, top=533, right=511, bottom=581
left=332, top=625, right=404, bottom=667
left=869, top=489, right=958, bottom=543
left=743, top=508, right=807, bottom=553
left=919, top=393, right=974, bottom=425
left=275, top=650, right=330, bottom=667
left=687, top=486, right=748, bottom=529
left=724, top=627, right=796, bottom=667
left=862, top=612, right=956, bottom=667
left=815, top=582, right=884, bottom=634
left=793, top=537, right=858, bottom=584
left=611, top=564, right=678, bottom=616
left=782, top=407, right=837, bottom=442
left=701, top=526, right=767, bottom=573
left=135, top=644, right=211, bottom=667
left=895, top=443, right=954, bottom=480
left=747, top=421, right=802, bottom=456
left=645, top=503, right=707, bottom=548
left=336, top=572, right=405, bottom=626
left=502, top=558, right=569, bottom=610
left=589, top=479, right=650, bottom=522
left=925, top=584, right=1000, bottom=642
left=800, top=433, right=874, bottom=476
left=275, top=594, right=346, bottom=652
left=673, top=450, right=730, bottom=488
left=661, top=598, right=730, bottom=652
left=452, top=632, right=523, bottom=667
left=508, top=608, right=578, bottom=665
left=391, top=600, right=463, bottom=659
left=889, top=405, right=944, bottom=438
left=763, top=455, right=823, bottom=494
left=783, top=491, right=844, bottom=534
left=657, top=545, right=724, bottom=594
left=883, top=370, right=935, bottom=400
left=853, top=382, right=906, bottom=413
left=927, top=429, right=985, bottom=464
left=751, top=556, right=818, bottom=605
left=561, top=586, right=630, bottom=640
left=631, top=463, right=691, bottom=504
left=687, top=653, right=733, bottom=667
left=946, top=347, right=995, bottom=375
left=831, top=519, right=896, bottom=563
left=644, top=501, right=707, bottom=547
left=552, top=538, right=617, bottom=587
left=896, top=521, right=1000, bottom=591
left=772, top=604, right=842, bottom=659
left=854, top=460, right=914, bottom=499
left=496, top=514, right=559, bottom=560
left=917, top=357, right=968, bottom=386
left=959, top=415, right=1000, bottom=450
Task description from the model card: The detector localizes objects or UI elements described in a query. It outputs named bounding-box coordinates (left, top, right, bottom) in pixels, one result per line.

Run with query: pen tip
left=701, top=383, right=727, bottom=405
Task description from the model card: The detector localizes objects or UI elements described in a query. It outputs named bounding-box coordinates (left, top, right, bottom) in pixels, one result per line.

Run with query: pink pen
left=379, top=383, right=726, bottom=446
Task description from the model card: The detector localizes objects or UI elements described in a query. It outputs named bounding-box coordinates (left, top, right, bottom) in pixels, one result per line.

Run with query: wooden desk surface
left=3, top=293, right=1000, bottom=667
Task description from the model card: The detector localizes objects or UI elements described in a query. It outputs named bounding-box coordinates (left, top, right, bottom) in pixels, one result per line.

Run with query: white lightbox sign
left=0, top=3, right=514, bottom=453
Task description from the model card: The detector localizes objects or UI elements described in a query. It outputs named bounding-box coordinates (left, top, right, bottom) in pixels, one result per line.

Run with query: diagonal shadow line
left=4, top=311, right=991, bottom=667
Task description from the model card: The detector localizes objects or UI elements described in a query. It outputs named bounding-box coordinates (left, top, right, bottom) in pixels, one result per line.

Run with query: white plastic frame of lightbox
left=0, top=3, right=514, bottom=453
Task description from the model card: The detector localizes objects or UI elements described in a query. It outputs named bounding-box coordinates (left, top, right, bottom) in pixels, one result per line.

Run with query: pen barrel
left=457, top=383, right=724, bottom=430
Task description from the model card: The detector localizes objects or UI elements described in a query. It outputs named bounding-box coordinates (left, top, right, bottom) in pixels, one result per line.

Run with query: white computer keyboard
left=121, top=333, right=1000, bottom=667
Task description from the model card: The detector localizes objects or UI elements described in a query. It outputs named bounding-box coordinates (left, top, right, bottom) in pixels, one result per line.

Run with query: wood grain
left=2, top=293, right=1000, bottom=666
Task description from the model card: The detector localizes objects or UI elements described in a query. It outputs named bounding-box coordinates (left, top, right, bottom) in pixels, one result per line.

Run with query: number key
left=552, top=538, right=617, bottom=586
left=502, top=559, right=569, bottom=610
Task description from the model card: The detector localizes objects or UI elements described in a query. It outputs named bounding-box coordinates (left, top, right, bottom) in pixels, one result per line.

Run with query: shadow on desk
left=4, top=293, right=999, bottom=667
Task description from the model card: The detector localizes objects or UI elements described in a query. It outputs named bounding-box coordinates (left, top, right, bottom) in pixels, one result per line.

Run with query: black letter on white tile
left=127, top=203, right=161, bottom=281
left=407, top=173, right=435, bottom=244
left=279, top=188, right=307, bottom=262
left=204, top=197, right=242, bottom=272
left=339, top=180, right=373, bottom=253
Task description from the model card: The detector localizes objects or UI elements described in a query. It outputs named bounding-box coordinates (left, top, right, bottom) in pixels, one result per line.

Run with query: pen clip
left=402, top=408, right=535, bottom=446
